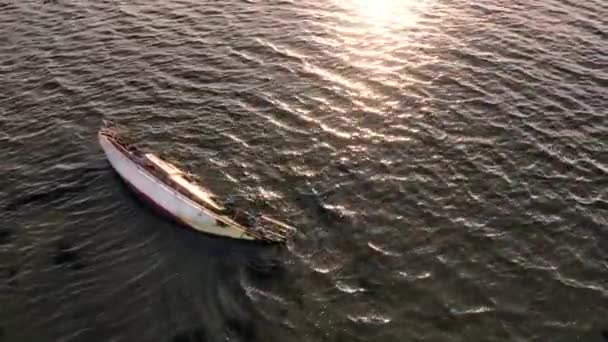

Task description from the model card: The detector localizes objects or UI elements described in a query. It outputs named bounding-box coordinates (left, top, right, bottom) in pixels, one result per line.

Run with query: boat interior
left=100, top=128, right=294, bottom=242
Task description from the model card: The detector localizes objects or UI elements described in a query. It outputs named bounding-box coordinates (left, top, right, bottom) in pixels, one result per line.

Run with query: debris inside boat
left=98, top=126, right=296, bottom=243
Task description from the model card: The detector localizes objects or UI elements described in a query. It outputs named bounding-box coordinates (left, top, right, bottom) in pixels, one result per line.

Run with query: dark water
left=1, top=0, right=607, bottom=341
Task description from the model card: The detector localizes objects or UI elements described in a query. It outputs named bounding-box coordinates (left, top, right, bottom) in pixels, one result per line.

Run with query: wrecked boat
left=98, top=127, right=295, bottom=243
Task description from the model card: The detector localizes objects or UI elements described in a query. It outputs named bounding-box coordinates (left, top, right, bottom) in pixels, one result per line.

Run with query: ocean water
left=0, top=0, right=607, bottom=341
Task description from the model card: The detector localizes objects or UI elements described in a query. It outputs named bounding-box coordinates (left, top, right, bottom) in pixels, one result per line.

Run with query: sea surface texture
left=0, top=0, right=607, bottom=341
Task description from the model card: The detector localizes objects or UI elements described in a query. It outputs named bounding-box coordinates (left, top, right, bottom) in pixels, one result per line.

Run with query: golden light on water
left=340, top=0, right=425, bottom=30
left=317, top=0, right=436, bottom=121
left=349, top=0, right=403, bottom=25
left=326, top=0, right=433, bottom=69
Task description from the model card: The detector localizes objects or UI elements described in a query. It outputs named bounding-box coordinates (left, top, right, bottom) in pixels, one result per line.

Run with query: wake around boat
left=98, top=126, right=295, bottom=243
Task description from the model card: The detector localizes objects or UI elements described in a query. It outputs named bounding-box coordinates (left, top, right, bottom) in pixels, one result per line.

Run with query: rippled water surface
left=1, top=0, right=607, bottom=341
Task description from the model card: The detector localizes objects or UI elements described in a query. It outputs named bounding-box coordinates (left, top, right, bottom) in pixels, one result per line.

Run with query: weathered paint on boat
left=98, top=131, right=260, bottom=241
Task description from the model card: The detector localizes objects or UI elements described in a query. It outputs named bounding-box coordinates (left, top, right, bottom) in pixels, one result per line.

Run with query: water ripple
left=1, top=0, right=607, bottom=341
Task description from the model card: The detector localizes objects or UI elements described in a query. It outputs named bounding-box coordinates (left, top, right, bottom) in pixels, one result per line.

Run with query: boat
left=98, top=126, right=295, bottom=243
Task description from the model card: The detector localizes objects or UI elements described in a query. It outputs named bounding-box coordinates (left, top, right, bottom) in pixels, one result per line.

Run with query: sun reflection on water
left=338, top=0, right=426, bottom=30
left=323, top=0, right=433, bottom=84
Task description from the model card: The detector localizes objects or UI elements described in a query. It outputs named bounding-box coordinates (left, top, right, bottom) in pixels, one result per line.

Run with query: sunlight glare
left=343, top=0, right=423, bottom=29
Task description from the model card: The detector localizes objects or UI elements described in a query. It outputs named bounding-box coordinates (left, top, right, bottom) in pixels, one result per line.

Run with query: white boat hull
left=99, top=133, right=257, bottom=241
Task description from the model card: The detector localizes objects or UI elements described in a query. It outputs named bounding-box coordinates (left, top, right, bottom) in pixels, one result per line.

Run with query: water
left=1, top=0, right=607, bottom=341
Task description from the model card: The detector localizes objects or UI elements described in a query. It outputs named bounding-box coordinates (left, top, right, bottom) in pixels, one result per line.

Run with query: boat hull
left=99, top=133, right=257, bottom=241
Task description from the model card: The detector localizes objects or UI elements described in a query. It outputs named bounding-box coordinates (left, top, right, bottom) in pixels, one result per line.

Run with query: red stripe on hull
left=122, top=179, right=271, bottom=244
left=122, top=177, right=197, bottom=231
